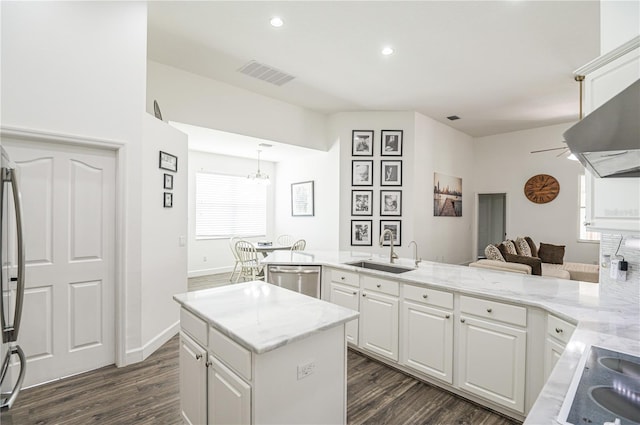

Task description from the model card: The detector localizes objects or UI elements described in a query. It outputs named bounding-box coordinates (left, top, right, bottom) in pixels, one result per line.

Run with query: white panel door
left=5, top=140, right=115, bottom=387
left=329, top=282, right=359, bottom=345
left=359, top=291, right=398, bottom=361
left=208, top=355, right=251, bottom=425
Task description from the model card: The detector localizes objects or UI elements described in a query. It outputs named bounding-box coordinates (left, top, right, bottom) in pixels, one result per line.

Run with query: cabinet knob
left=445, top=314, right=450, bottom=319
left=195, top=353, right=203, bottom=360
left=341, top=276, right=345, bottom=280
left=376, top=284, right=381, bottom=288
left=460, top=318, right=466, bottom=323
left=584, top=222, right=592, bottom=226
left=422, top=294, right=428, bottom=299
left=205, top=360, right=212, bottom=367
left=486, top=308, right=492, bottom=313
left=362, top=293, right=367, bottom=297
left=555, top=327, right=563, bottom=334
left=352, top=291, right=357, bottom=295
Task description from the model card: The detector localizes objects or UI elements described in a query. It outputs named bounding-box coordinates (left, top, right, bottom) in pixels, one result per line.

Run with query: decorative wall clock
left=524, top=174, right=560, bottom=204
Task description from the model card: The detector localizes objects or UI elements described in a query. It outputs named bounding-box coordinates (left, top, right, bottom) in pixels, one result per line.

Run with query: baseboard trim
left=189, top=266, right=233, bottom=278
left=123, top=321, right=180, bottom=366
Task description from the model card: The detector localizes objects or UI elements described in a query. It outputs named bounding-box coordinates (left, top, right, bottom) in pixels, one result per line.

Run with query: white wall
left=188, top=150, right=276, bottom=277
left=472, top=123, right=600, bottom=264
left=601, top=0, right=640, bottom=53
left=274, top=142, right=341, bottom=251
left=147, top=61, right=329, bottom=151
left=140, top=114, right=188, bottom=357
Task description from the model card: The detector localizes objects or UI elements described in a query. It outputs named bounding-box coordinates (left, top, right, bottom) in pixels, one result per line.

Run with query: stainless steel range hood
left=563, top=79, right=640, bottom=178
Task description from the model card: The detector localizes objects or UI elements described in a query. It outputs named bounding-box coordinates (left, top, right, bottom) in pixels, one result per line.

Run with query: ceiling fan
left=530, top=145, right=571, bottom=157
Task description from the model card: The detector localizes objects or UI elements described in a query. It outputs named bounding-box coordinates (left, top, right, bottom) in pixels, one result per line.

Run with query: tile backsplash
left=599, top=233, right=640, bottom=286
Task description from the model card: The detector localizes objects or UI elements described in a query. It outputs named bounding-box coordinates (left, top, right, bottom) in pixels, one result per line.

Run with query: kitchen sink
left=590, top=386, right=640, bottom=423
left=345, top=261, right=414, bottom=274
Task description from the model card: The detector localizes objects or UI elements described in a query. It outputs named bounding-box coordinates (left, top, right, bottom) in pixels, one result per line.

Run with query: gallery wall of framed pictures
left=159, top=150, right=178, bottom=208
left=349, top=129, right=404, bottom=247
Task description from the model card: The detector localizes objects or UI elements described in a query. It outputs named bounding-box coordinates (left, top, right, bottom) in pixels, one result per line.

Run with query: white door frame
left=1, top=126, right=127, bottom=367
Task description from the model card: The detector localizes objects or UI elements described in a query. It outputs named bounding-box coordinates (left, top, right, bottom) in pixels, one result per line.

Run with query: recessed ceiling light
left=381, top=47, right=394, bottom=56
left=270, top=17, right=284, bottom=28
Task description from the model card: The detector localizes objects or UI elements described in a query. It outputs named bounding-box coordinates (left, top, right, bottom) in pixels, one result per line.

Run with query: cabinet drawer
left=209, top=326, right=252, bottom=381
left=181, top=308, right=208, bottom=346
left=361, top=276, right=399, bottom=296
left=547, top=315, right=576, bottom=344
left=330, top=269, right=359, bottom=287
left=404, top=285, right=453, bottom=310
left=460, top=295, right=526, bottom=327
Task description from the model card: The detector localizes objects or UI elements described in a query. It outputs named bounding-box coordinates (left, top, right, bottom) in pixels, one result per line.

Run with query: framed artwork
left=291, top=180, right=314, bottom=216
left=381, top=160, right=402, bottom=186
left=352, top=130, right=374, bottom=156
left=352, top=160, right=373, bottom=186
left=351, top=190, right=373, bottom=216
left=380, top=190, right=402, bottom=216
left=159, top=151, right=178, bottom=172
left=381, top=130, right=403, bottom=156
left=380, top=220, right=401, bottom=246
left=163, top=192, right=173, bottom=208
left=163, top=173, right=174, bottom=190
left=351, top=220, right=373, bottom=246
left=434, top=172, right=463, bottom=217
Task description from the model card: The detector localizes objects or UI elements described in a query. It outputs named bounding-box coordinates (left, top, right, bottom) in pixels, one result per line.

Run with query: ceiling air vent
left=447, top=115, right=461, bottom=121
left=237, top=60, right=295, bottom=86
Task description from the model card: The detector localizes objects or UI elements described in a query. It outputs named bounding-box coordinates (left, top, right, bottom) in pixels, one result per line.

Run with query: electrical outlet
left=297, top=360, right=315, bottom=380
left=203, top=256, right=207, bottom=262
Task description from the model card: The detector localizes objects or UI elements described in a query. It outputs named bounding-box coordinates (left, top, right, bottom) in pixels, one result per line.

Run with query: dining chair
left=290, top=239, right=306, bottom=251
left=228, top=236, right=241, bottom=282
left=234, top=240, right=265, bottom=282
left=276, top=234, right=294, bottom=246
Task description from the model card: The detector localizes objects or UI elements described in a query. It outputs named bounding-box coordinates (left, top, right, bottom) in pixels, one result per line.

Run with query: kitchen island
left=173, top=280, right=358, bottom=425
left=263, top=250, right=640, bottom=424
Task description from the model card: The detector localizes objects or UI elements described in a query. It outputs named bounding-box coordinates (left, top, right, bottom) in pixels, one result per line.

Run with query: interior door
left=4, top=139, right=116, bottom=387
left=477, top=193, right=506, bottom=258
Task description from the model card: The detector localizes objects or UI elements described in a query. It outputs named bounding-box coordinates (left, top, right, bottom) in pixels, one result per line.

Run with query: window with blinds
left=195, top=172, right=267, bottom=238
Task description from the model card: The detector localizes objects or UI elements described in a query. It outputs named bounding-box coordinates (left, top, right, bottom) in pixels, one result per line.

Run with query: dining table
left=251, top=242, right=292, bottom=257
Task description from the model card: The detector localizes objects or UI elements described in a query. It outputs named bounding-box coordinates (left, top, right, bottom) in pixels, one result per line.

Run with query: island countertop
left=174, top=280, right=359, bottom=354
left=262, top=250, right=640, bottom=424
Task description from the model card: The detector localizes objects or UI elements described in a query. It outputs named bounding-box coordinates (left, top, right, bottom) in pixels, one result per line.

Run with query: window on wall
left=195, top=172, right=267, bottom=238
left=579, top=174, right=600, bottom=242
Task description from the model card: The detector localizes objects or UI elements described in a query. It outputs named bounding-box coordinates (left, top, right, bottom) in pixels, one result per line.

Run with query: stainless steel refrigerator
left=0, top=146, right=26, bottom=410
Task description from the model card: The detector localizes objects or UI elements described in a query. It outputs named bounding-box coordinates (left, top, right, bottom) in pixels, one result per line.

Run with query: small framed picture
left=351, top=220, right=373, bottom=246
left=381, top=160, right=402, bottom=186
left=291, top=180, right=314, bottom=216
left=380, top=190, right=402, bottom=216
left=352, top=130, right=374, bottom=156
left=352, top=190, right=373, bottom=216
left=380, top=220, right=401, bottom=246
left=163, top=173, right=174, bottom=190
left=159, top=151, right=178, bottom=172
left=352, top=160, right=373, bottom=186
left=163, top=192, right=173, bottom=208
left=381, top=130, right=403, bottom=156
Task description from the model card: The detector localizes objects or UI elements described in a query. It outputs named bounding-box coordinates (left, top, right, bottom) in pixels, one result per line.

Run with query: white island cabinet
left=174, top=281, right=358, bottom=425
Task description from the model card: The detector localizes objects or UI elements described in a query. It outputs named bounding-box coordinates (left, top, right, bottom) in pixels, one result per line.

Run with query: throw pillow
left=485, top=244, right=505, bottom=262
left=524, top=236, right=538, bottom=257
left=538, top=242, right=565, bottom=264
left=496, top=243, right=509, bottom=259
left=502, top=240, right=518, bottom=255
left=504, top=253, right=542, bottom=276
left=515, top=236, right=532, bottom=257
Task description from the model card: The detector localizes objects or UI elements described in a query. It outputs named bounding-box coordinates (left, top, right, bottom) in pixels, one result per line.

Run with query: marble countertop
left=173, top=281, right=359, bottom=354
left=263, top=250, right=640, bottom=424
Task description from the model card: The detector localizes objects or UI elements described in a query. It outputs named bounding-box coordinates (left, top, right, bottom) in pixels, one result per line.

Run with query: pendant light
left=247, top=147, right=270, bottom=185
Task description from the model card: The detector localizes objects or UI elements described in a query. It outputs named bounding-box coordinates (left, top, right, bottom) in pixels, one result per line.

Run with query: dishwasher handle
left=268, top=266, right=320, bottom=275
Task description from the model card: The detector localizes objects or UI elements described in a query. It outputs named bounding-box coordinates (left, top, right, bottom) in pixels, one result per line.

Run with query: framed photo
left=352, top=130, right=374, bottom=156
left=380, top=190, right=402, bottom=216
left=163, top=192, right=173, bottom=208
left=380, top=220, right=401, bottom=246
left=163, top=173, right=174, bottom=190
left=381, top=130, right=403, bottom=156
left=381, top=160, right=402, bottom=186
left=434, top=172, right=463, bottom=217
left=159, top=151, right=178, bottom=172
left=352, top=160, right=373, bottom=186
left=351, top=220, right=373, bottom=246
left=291, top=180, right=314, bottom=216
left=352, top=190, right=373, bottom=216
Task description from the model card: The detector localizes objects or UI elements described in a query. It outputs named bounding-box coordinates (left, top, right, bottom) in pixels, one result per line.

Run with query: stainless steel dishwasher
left=266, top=265, right=321, bottom=298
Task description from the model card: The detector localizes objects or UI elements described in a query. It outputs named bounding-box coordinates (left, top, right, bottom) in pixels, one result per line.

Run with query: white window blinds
left=195, top=172, right=267, bottom=238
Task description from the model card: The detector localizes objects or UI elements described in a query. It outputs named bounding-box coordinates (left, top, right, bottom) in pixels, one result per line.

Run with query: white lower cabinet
left=330, top=282, right=360, bottom=344
left=544, top=315, right=576, bottom=381
left=457, top=307, right=527, bottom=413
left=359, top=277, right=399, bottom=361
left=208, top=355, right=251, bottom=425
left=179, top=331, right=208, bottom=425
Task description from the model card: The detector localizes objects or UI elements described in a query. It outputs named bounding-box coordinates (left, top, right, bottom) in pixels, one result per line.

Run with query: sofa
left=469, top=236, right=599, bottom=283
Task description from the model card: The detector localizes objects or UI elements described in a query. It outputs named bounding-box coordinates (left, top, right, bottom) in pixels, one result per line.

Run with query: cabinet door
left=330, top=282, right=360, bottom=344
left=457, top=316, right=526, bottom=413
left=544, top=337, right=565, bottom=382
left=359, top=290, right=399, bottom=361
left=208, top=355, right=251, bottom=425
left=180, top=332, right=207, bottom=425
left=401, top=301, right=453, bottom=384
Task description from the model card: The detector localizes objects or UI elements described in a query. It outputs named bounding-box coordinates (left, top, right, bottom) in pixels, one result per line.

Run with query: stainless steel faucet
left=408, top=240, right=421, bottom=267
left=380, top=229, right=399, bottom=263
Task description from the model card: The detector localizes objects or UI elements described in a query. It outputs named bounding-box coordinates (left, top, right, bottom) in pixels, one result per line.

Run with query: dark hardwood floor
left=2, top=336, right=520, bottom=425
